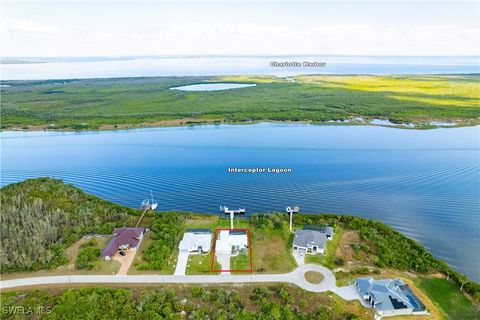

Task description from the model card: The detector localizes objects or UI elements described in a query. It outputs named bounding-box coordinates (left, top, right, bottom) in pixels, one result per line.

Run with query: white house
left=178, top=229, right=212, bottom=254
left=215, top=230, right=248, bottom=254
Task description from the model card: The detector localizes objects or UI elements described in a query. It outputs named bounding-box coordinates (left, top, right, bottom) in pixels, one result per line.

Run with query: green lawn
left=186, top=252, right=220, bottom=275
left=230, top=252, right=251, bottom=271
left=2, top=75, right=479, bottom=130
left=415, top=277, right=479, bottom=320
left=305, top=226, right=343, bottom=269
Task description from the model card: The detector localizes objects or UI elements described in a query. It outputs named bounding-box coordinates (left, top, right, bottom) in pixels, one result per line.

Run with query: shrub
left=75, top=247, right=100, bottom=269
left=334, top=257, right=345, bottom=266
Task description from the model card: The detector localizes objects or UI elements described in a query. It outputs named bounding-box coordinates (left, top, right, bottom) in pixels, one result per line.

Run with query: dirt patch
left=335, top=230, right=375, bottom=269
left=98, top=118, right=225, bottom=131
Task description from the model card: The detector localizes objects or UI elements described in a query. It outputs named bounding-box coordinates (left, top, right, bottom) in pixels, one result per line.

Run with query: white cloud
left=1, top=19, right=479, bottom=56
left=1, top=19, right=64, bottom=35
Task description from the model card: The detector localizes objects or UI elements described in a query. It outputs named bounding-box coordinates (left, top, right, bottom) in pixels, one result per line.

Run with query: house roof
left=304, top=225, right=334, bottom=236
left=215, top=230, right=248, bottom=253
left=355, top=277, right=426, bottom=312
left=101, top=227, right=145, bottom=257
left=179, top=231, right=212, bottom=251
left=186, top=228, right=212, bottom=234
left=293, top=229, right=326, bottom=249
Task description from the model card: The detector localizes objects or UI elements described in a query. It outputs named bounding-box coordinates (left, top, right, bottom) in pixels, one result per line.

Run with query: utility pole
left=230, top=210, right=234, bottom=229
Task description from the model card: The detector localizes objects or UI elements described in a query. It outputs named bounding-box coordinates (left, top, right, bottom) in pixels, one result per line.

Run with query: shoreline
left=2, top=118, right=478, bottom=133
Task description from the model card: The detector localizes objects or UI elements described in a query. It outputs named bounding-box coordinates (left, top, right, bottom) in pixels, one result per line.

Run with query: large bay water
left=1, top=123, right=479, bottom=281
left=1, top=55, right=479, bottom=80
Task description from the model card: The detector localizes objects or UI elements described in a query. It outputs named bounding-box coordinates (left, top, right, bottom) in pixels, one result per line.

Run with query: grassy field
left=304, top=271, right=324, bottom=284
left=416, top=277, right=479, bottom=320
left=1, top=75, right=479, bottom=130
left=250, top=228, right=296, bottom=273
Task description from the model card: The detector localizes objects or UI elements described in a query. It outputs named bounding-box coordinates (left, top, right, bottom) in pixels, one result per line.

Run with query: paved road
left=1, top=264, right=339, bottom=294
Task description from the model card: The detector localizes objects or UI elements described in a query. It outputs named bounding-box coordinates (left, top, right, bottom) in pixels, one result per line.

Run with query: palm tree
left=459, top=274, right=469, bottom=291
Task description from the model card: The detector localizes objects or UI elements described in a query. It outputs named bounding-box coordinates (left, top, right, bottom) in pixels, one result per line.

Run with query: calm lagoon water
left=1, top=123, right=479, bottom=281
left=170, top=83, right=256, bottom=91
left=1, top=55, right=479, bottom=80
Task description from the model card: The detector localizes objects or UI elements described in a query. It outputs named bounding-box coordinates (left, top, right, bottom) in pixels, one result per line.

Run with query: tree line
left=0, top=178, right=137, bottom=273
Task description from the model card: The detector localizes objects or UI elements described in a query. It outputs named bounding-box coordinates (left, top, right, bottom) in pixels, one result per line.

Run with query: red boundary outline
left=211, top=228, right=253, bottom=273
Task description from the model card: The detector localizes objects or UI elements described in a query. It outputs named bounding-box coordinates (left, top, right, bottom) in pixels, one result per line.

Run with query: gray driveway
left=332, top=284, right=360, bottom=301
left=174, top=251, right=189, bottom=275
left=292, top=249, right=305, bottom=266
left=215, top=253, right=231, bottom=275
left=0, top=264, right=337, bottom=293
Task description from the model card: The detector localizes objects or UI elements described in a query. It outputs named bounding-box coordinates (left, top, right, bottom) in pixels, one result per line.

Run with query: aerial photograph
left=0, top=1, right=479, bottom=319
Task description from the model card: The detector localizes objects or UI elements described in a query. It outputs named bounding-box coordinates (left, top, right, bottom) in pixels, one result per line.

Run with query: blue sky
left=1, top=1, right=479, bottom=56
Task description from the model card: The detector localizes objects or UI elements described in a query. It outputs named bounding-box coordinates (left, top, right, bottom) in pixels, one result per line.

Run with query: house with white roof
left=178, top=228, right=212, bottom=254
left=355, top=277, right=427, bottom=317
left=215, top=230, right=248, bottom=254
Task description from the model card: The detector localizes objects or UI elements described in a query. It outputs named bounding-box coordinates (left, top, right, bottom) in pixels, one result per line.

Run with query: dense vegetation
left=75, top=239, right=101, bottom=270
left=1, top=75, right=479, bottom=130
left=277, top=212, right=480, bottom=301
left=136, top=212, right=184, bottom=270
left=0, top=178, right=138, bottom=273
left=0, top=286, right=365, bottom=320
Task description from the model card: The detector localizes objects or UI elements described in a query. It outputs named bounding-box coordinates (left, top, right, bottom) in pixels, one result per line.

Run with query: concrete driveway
left=174, top=251, right=189, bottom=275
left=215, top=254, right=231, bottom=275
left=292, top=249, right=305, bottom=266
left=332, top=284, right=361, bottom=301
left=112, top=250, right=136, bottom=275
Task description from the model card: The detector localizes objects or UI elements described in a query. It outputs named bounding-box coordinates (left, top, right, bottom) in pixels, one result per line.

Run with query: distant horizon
left=2, top=54, right=480, bottom=59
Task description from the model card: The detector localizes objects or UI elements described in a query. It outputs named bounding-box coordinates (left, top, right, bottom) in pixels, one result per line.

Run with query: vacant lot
left=250, top=228, right=296, bottom=273
left=416, top=277, right=480, bottom=320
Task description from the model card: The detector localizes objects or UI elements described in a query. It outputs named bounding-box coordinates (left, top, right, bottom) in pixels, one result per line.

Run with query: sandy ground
left=113, top=250, right=136, bottom=275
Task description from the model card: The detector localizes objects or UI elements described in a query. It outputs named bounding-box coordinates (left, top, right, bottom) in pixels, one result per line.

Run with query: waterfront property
left=292, top=225, right=333, bottom=255
left=101, top=227, right=146, bottom=260
left=179, top=228, right=212, bottom=254
left=175, top=228, right=213, bottom=275
left=304, top=225, right=334, bottom=240
left=355, top=277, right=427, bottom=317
left=215, top=230, right=248, bottom=255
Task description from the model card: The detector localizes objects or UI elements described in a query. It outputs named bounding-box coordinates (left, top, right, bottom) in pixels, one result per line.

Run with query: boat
left=150, top=190, right=158, bottom=211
